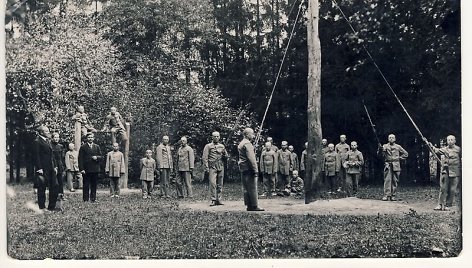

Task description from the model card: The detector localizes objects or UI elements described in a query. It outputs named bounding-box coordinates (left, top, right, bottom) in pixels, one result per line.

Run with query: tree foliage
left=5, top=0, right=460, bottom=183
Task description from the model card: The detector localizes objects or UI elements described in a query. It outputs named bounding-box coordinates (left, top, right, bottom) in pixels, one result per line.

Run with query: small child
left=289, top=170, right=304, bottom=196
left=101, top=107, right=127, bottom=142
left=105, top=143, right=126, bottom=197
left=64, top=143, right=83, bottom=192
left=72, top=105, right=96, bottom=137
left=140, top=150, right=157, bottom=199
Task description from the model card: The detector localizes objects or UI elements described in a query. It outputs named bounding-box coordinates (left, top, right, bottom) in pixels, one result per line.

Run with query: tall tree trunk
left=305, top=0, right=322, bottom=203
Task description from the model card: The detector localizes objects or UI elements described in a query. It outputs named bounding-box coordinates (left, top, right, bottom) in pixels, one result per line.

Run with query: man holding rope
left=427, top=135, right=461, bottom=211
left=238, top=128, right=264, bottom=211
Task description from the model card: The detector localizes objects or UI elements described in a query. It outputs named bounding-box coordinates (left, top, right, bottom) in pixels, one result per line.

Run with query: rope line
left=223, top=0, right=301, bottom=147
left=332, top=0, right=442, bottom=164
left=362, top=100, right=381, bottom=147
left=254, top=0, right=304, bottom=146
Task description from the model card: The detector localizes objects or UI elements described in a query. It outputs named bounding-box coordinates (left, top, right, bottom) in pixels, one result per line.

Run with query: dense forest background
left=4, top=0, right=460, bottom=185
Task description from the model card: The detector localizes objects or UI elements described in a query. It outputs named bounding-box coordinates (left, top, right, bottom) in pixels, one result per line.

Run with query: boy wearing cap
left=322, top=143, right=341, bottom=193
left=105, top=143, right=126, bottom=197
left=277, top=141, right=292, bottom=195
left=259, top=141, right=278, bottom=196
left=289, top=170, right=304, bottom=196
left=343, top=141, right=364, bottom=196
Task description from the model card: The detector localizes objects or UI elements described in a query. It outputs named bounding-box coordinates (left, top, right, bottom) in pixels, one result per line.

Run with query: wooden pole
left=305, top=0, right=322, bottom=204
left=121, top=122, right=131, bottom=189
left=74, top=121, right=81, bottom=151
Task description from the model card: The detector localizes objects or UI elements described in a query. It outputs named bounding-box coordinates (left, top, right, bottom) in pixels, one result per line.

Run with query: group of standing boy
left=258, top=134, right=364, bottom=198
left=33, top=109, right=460, bottom=213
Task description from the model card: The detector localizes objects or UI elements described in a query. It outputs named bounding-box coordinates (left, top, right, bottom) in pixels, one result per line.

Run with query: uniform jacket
left=140, top=157, right=156, bottom=181
left=277, top=149, right=293, bottom=175
left=344, top=150, right=364, bottom=174
left=156, top=144, right=173, bottom=169
left=321, top=146, right=329, bottom=155
left=335, top=143, right=350, bottom=162
left=382, top=143, right=408, bottom=172
left=105, top=151, right=126, bottom=177
left=238, top=138, right=258, bottom=173
left=290, top=152, right=299, bottom=172
left=177, top=145, right=195, bottom=171
left=434, top=145, right=461, bottom=177
left=51, top=142, right=65, bottom=173
left=78, top=142, right=102, bottom=173
left=260, top=150, right=278, bottom=174
left=300, top=150, right=307, bottom=171
left=202, top=142, right=227, bottom=171
left=322, top=151, right=340, bottom=176
left=262, top=144, right=278, bottom=152
left=34, top=136, right=57, bottom=175
left=290, top=177, right=304, bottom=192
left=65, top=150, right=80, bottom=172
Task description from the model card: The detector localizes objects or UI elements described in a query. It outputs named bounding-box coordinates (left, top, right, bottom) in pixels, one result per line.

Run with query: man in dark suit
left=34, top=125, right=59, bottom=211
left=78, top=133, right=103, bottom=202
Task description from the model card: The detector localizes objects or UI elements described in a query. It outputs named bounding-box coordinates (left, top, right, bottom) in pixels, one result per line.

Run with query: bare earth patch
left=180, top=197, right=455, bottom=215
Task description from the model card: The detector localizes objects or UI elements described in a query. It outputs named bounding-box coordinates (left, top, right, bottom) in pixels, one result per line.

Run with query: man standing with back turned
left=238, top=128, right=264, bottom=211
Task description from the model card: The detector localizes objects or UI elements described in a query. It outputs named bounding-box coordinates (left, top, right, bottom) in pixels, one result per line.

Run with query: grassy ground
left=6, top=182, right=462, bottom=259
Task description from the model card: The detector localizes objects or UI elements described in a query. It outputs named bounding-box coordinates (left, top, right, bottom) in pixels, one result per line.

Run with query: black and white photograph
left=1, top=0, right=468, bottom=264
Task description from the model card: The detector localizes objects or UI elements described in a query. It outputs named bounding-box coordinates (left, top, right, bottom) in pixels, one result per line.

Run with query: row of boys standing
left=259, top=135, right=365, bottom=197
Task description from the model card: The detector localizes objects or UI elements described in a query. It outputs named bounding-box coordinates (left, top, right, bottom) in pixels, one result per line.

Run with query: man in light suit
left=79, top=133, right=103, bottom=202
left=176, top=136, right=195, bottom=198
left=203, top=131, right=228, bottom=206
left=381, top=134, right=408, bottom=201
left=156, top=135, right=173, bottom=198
left=34, top=126, right=59, bottom=211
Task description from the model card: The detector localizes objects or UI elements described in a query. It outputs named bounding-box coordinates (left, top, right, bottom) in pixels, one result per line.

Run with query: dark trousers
left=57, top=170, right=64, bottom=195
left=37, top=172, right=58, bottom=210
left=277, top=173, right=290, bottom=192
left=241, top=170, right=258, bottom=208
left=339, top=168, right=346, bottom=190
left=83, top=172, right=99, bottom=202
left=326, top=175, right=337, bottom=192
left=346, top=173, right=360, bottom=196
